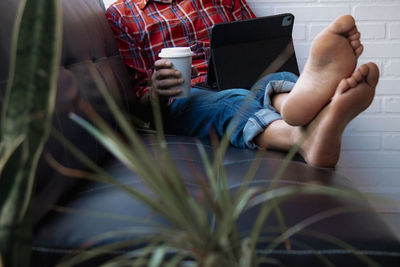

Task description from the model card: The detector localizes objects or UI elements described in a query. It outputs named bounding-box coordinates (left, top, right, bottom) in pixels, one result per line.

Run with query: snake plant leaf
left=0, top=135, right=26, bottom=213
left=0, top=0, right=62, bottom=265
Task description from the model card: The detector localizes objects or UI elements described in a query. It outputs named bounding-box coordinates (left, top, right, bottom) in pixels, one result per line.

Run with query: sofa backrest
left=0, top=0, right=140, bottom=224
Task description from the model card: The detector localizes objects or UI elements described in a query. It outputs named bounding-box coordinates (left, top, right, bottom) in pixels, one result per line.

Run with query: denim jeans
left=169, top=72, right=298, bottom=149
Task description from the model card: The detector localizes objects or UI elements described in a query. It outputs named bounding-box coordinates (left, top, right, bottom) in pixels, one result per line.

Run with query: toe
left=336, top=78, right=350, bottom=94
left=366, top=62, right=380, bottom=87
left=349, top=31, right=361, bottom=41
left=352, top=67, right=364, bottom=82
left=347, top=76, right=358, bottom=88
left=331, top=15, right=357, bottom=35
left=358, top=63, right=370, bottom=76
left=351, top=39, right=361, bottom=49
left=354, top=45, right=363, bottom=58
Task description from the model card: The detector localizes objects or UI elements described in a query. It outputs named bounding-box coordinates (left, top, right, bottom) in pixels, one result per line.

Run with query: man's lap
left=167, top=72, right=298, bottom=148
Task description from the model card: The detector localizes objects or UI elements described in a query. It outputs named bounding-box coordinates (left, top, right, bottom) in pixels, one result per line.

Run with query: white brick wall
left=102, top=0, right=400, bottom=210
left=246, top=0, right=400, bottom=211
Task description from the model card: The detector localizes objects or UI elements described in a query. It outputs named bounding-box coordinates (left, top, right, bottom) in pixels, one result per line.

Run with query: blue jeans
left=169, top=72, right=298, bottom=149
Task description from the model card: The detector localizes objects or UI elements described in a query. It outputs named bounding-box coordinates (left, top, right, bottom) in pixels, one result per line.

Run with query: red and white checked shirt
left=105, top=0, right=256, bottom=99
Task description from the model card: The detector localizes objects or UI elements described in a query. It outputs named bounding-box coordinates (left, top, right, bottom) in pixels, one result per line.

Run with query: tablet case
left=205, top=13, right=299, bottom=91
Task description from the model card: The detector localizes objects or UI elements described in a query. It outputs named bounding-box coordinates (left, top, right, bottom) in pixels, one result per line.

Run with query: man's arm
left=105, top=5, right=153, bottom=104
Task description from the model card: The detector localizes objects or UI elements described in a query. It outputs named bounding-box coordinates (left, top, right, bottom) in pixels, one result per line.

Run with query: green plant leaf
left=0, top=0, right=62, bottom=264
left=0, top=135, right=25, bottom=214
left=149, top=246, right=168, bottom=267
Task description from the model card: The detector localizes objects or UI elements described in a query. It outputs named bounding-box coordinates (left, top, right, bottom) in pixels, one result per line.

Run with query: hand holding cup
left=152, top=47, right=194, bottom=99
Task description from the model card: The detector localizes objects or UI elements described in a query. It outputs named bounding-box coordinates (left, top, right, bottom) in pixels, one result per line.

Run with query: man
left=106, top=0, right=379, bottom=168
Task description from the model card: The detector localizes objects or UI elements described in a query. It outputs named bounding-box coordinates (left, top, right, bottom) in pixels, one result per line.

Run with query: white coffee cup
left=158, top=47, right=194, bottom=98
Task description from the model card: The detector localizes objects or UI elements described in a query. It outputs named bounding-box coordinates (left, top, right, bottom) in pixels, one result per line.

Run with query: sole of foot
left=281, top=14, right=364, bottom=126
left=297, top=62, right=379, bottom=168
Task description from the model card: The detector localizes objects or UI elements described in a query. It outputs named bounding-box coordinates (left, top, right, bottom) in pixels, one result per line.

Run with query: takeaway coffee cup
left=158, top=47, right=194, bottom=98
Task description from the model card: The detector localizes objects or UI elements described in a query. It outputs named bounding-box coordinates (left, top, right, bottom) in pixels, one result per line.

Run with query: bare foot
left=281, top=15, right=364, bottom=126
left=296, top=63, right=379, bottom=168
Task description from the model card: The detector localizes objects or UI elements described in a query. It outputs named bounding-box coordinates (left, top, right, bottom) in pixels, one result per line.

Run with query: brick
left=293, top=43, right=310, bottom=59
left=341, top=134, right=381, bottom=150
left=337, top=168, right=400, bottom=188
left=364, top=97, right=382, bottom=114
left=375, top=79, right=400, bottom=95
left=346, top=116, right=400, bottom=132
left=358, top=23, right=386, bottom=40
left=296, top=59, right=306, bottom=72
left=275, top=6, right=350, bottom=21
left=309, top=24, right=328, bottom=40
left=338, top=151, right=400, bottom=168
left=293, top=24, right=306, bottom=41
left=383, top=134, right=400, bottom=150
left=310, top=23, right=385, bottom=41
left=362, top=43, right=400, bottom=58
left=249, top=7, right=274, bottom=17
left=384, top=97, right=400, bottom=113
left=384, top=61, right=400, bottom=77
left=390, top=23, right=400, bottom=39
left=354, top=5, right=400, bottom=21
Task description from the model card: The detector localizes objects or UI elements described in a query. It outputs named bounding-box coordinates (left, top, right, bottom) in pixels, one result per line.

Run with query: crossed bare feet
left=279, top=15, right=379, bottom=167
left=297, top=62, right=379, bottom=167
left=281, top=15, right=364, bottom=126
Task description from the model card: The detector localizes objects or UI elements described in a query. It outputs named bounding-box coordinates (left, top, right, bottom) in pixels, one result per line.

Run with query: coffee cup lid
left=159, top=47, right=194, bottom=58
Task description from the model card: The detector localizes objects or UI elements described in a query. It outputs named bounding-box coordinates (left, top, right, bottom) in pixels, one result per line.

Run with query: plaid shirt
left=106, top=0, right=256, bottom=99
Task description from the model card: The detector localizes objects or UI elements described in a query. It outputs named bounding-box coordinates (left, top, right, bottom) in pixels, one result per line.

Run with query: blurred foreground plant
left=0, top=0, right=62, bottom=266
left=47, top=63, right=384, bottom=267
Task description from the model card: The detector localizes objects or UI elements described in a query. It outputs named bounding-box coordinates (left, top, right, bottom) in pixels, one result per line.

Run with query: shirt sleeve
left=231, top=0, right=257, bottom=21
left=105, top=5, right=151, bottom=100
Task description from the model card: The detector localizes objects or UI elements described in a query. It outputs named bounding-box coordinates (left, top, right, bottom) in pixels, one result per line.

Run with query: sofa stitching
left=74, top=180, right=201, bottom=196
left=74, top=178, right=306, bottom=196
left=73, top=177, right=306, bottom=196
left=31, top=246, right=400, bottom=257
left=144, top=141, right=213, bottom=148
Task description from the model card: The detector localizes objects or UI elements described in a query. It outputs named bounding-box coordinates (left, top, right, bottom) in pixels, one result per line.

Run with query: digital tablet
left=198, top=13, right=299, bottom=91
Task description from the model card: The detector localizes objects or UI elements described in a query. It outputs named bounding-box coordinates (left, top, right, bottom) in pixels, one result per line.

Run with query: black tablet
left=203, top=13, right=299, bottom=91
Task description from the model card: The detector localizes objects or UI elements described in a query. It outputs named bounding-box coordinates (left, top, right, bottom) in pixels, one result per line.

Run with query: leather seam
left=74, top=180, right=201, bottom=196
left=31, top=246, right=400, bottom=257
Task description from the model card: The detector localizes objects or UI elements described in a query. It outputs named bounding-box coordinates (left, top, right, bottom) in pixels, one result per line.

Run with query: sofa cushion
left=32, top=136, right=400, bottom=266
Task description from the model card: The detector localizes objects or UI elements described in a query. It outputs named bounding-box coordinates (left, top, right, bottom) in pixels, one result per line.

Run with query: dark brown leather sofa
left=1, top=0, right=399, bottom=266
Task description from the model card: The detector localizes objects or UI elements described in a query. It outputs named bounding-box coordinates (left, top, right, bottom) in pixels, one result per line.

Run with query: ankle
left=271, top=93, right=289, bottom=113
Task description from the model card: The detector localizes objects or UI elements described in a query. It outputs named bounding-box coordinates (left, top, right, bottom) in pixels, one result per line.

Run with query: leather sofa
left=1, top=0, right=399, bottom=266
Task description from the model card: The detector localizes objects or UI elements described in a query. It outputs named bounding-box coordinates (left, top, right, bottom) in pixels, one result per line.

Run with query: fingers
left=154, top=58, right=172, bottom=70
left=155, top=87, right=182, bottom=97
left=152, top=59, right=184, bottom=98
left=154, top=69, right=184, bottom=88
